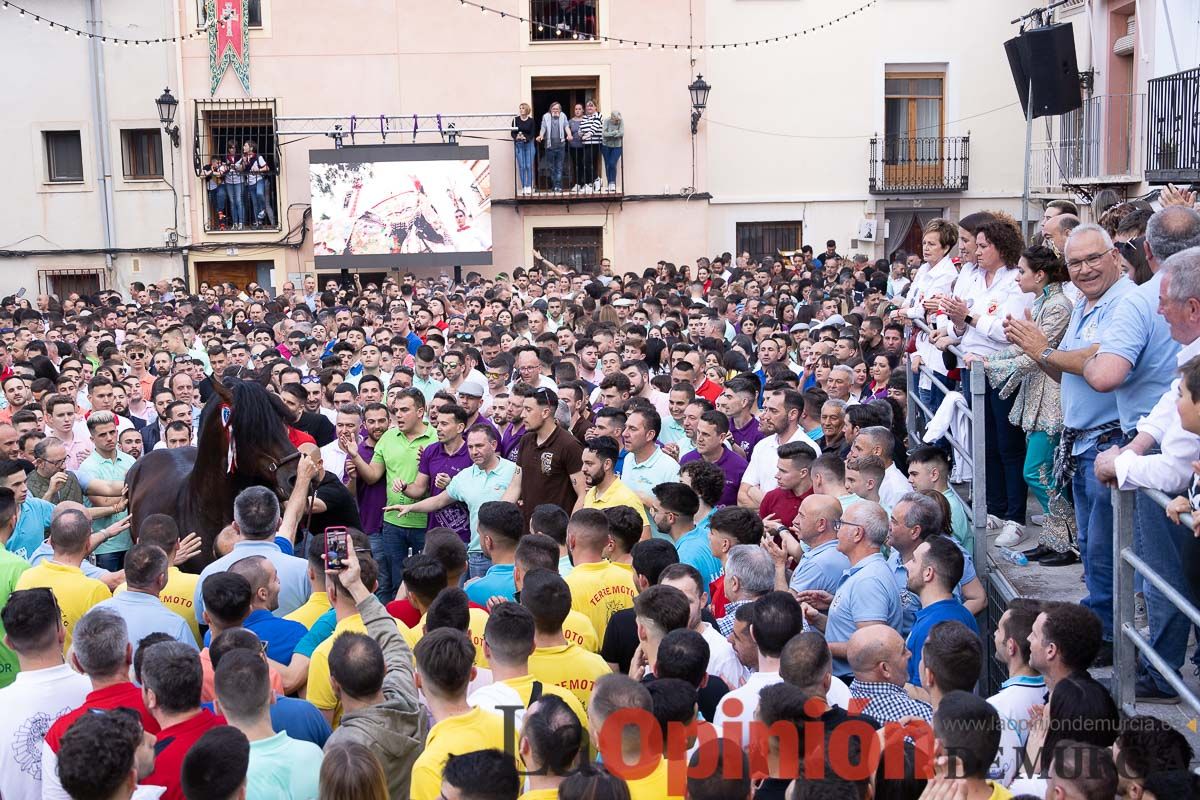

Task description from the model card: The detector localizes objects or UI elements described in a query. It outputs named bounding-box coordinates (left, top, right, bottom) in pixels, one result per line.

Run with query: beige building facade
left=5, top=0, right=1194, bottom=295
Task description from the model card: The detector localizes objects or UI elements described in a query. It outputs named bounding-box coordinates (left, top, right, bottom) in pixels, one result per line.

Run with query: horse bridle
left=270, top=451, right=319, bottom=536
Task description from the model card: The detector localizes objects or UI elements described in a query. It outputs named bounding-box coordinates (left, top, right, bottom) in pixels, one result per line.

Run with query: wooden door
left=196, top=261, right=259, bottom=292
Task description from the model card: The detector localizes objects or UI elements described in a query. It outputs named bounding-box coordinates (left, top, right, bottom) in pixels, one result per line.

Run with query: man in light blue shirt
left=75, top=412, right=135, bottom=572
left=213, top=648, right=323, bottom=798
left=784, top=495, right=850, bottom=596
left=412, top=344, right=446, bottom=406
left=800, top=501, right=901, bottom=678
left=621, top=407, right=680, bottom=540
left=195, top=487, right=311, bottom=620
left=1006, top=224, right=1131, bottom=650
left=389, top=426, right=517, bottom=579
left=0, top=461, right=55, bottom=560
left=652, top=482, right=721, bottom=590
left=94, top=543, right=196, bottom=648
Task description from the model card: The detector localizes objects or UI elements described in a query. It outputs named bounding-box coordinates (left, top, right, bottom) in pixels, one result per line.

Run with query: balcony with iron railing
left=868, top=135, right=969, bottom=194
left=1145, top=67, right=1200, bottom=185
left=528, top=0, right=598, bottom=42
left=513, top=142, right=623, bottom=203
left=1029, top=93, right=1144, bottom=194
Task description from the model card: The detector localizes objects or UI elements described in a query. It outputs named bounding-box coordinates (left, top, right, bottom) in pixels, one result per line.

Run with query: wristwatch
left=1039, top=347, right=1055, bottom=364
left=964, top=314, right=975, bottom=326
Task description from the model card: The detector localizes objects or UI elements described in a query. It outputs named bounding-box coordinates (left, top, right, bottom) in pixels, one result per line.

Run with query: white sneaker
left=995, top=521, right=1026, bottom=548
left=1030, top=514, right=1046, bottom=527
left=985, top=514, right=1005, bottom=530
left=571, top=185, right=580, bottom=193
left=593, top=178, right=602, bottom=190
left=584, top=185, right=593, bottom=194
left=607, top=183, right=616, bottom=192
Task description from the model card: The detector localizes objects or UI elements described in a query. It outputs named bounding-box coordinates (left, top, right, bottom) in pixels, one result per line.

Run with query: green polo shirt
left=373, top=425, right=437, bottom=528
left=0, top=548, right=30, bottom=688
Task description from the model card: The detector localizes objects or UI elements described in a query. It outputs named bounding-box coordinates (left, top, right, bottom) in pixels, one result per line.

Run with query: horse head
left=193, top=376, right=298, bottom=501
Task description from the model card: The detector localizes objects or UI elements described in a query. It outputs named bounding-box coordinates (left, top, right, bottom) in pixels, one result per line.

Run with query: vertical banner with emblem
left=208, top=0, right=250, bottom=95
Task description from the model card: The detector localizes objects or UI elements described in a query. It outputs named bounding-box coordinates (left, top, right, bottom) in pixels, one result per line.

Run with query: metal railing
left=1145, top=67, right=1200, bottom=185
left=514, top=142, right=623, bottom=200
left=905, top=320, right=989, bottom=577
left=1029, top=93, right=1145, bottom=193
left=1112, top=487, right=1200, bottom=716
left=869, top=135, right=969, bottom=194
left=529, top=0, right=598, bottom=41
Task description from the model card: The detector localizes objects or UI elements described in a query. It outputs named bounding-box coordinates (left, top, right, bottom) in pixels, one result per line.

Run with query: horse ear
left=211, top=370, right=233, bottom=405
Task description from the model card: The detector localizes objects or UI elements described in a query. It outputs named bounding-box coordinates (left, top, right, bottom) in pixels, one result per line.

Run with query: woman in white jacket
left=905, top=219, right=961, bottom=420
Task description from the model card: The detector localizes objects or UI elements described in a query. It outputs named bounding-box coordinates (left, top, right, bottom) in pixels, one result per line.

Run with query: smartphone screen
left=325, top=527, right=349, bottom=570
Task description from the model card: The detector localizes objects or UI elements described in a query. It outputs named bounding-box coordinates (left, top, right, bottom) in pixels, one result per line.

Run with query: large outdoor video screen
left=310, top=144, right=492, bottom=269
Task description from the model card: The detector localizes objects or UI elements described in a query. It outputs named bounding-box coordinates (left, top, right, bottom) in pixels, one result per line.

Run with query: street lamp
left=156, top=87, right=181, bottom=148
left=689, top=74, right=711, bottom=135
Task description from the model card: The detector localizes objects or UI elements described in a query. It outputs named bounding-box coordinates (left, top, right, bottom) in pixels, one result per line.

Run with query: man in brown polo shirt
left=502, top=386, right=585, bottom=528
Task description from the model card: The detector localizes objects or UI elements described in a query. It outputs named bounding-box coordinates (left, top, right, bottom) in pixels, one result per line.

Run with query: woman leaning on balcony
left=980, top=244, right=1075, bottom=564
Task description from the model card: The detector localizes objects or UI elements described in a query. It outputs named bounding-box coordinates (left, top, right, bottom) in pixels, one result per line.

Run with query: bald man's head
left=847, top=625, right=909, bottom=686
left=797, top=495, right=842, bottom=544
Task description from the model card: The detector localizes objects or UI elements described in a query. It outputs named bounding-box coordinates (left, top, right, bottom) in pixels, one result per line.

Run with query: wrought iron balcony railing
left=869, top=135, right=969, bottom=194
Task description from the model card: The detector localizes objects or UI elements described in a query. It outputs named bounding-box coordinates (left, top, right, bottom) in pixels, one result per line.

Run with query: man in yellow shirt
left=513, top=533, right=598, bottom=652
left=283, top=535, right=332, bottom=629
left=517, top=694, right=585, bottom=800
left=113, top=513, right=201, bottom=642
left=563, top=509, right=637, bottom=645
left=524, top=568, right=611, bottom=708
left=16, top=508, right=110, bottom=652
left=468, top=601, right=588, bottom=731
left=581, top=436, right=650, bottom=539
left=410, top=628, right=510, bottom=800
left=601, top=505, right=642, bottom=572
left=588, top=673, right=682, bottom=800
left=440, top=750, right=520, bottom=800
left=399, top=583, right=492, bottom=678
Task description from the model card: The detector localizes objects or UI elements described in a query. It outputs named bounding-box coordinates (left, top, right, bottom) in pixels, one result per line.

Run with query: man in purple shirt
left=413, top=404, right=473, bottom=542
left=680, top=410, right=748, bottom=508
left=721, top=377, right=764, bottom=459
left=347, top=402, right=390, bottom=536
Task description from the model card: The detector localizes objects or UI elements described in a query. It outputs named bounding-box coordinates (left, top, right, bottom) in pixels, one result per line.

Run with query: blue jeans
left=601, top=144, right=622, bottom=185
left=1136, top=490, right=1198, bottom=692
left=208, top=186, right=227, bottom=227
left=372, top=522, right=426, bottom=603
left=515, top=141, right=536, bottom=189
left=95, top=551, right=126, bottom=573
left=543, top=147, right=565, bottom=190
left=467, top=552, right=493, bottom=581
left=248, top=180, right=267, bottom=223
left=1072, top=444, right=1115, bottom=640
left=224, top=182, right=245, bottom=225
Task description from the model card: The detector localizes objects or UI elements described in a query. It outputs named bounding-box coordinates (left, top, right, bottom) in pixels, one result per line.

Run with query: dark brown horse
left=126, top=377, right=299, bottom=571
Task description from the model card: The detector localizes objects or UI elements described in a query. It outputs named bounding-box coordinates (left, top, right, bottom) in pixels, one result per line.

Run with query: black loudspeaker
left=1005, top=23, right=1083, bottom=118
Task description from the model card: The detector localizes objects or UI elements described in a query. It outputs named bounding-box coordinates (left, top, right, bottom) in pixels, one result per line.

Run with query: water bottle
left=996, top=546, right=1029, bottom=566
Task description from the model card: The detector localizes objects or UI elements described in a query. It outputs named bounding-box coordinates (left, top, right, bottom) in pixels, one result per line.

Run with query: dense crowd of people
left=1, top=190, right=1200, bottom=799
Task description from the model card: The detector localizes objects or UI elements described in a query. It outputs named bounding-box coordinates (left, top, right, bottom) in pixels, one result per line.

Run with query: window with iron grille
left=736, top=221, right=803, bottom=263
left=194, top=99, right=280, bottom=231
left=38, top=268, right=105, bottom=298
left=121, top=129, right=164, bottom=180
left=44, top=131, right=84, bottom=183
left=533, top=227, right=603, bottom=272
left=199, top=0, right=262, bottom=28
left=529, top=0, right=598, bottom=41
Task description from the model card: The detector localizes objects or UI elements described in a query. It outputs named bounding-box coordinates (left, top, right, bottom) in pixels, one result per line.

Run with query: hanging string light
left=0, top=0, right=214, bottom=44
left=450, top=0, right=876, bottom=49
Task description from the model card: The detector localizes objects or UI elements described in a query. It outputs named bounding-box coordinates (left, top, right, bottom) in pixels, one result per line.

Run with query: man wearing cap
left=456, top=379, right=501, bottom=439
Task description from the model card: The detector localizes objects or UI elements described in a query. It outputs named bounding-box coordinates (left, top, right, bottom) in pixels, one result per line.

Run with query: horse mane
left=192, top=378, right=295, bottom=493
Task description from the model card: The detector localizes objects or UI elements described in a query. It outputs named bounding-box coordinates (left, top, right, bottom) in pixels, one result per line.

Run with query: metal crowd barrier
left=1112, top=487, right=1200, bottom=716
left=904, top=318, right=1014, bottom=693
